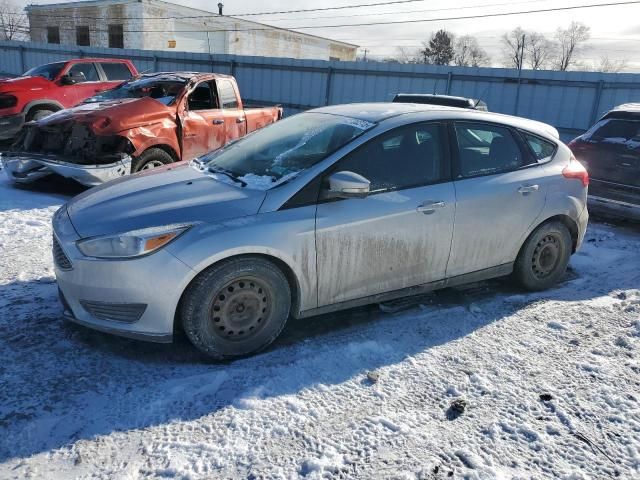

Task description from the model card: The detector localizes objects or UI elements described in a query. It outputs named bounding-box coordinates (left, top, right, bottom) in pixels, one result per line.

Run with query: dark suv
left=569, top=104, right=640, bottom=221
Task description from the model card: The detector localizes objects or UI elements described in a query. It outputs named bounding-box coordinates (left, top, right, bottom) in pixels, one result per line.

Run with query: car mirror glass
left=327, top=171, right=370, bottom=199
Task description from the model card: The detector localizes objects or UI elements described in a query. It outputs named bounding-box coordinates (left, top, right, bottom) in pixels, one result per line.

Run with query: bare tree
left=394, top=46, right=418, bottom=64
left=420, top=30, right=455, bottom=65
left=501, top=27, right=527, bottom=69
left=526, top=32, right=553, bottom=70
left=554, top=21, right=591, bottom=71
left=596, top=55, right=628, bottom=73
left=454, top=35, right=490, bottom=67
left=0, top=0, right=27, bottom=41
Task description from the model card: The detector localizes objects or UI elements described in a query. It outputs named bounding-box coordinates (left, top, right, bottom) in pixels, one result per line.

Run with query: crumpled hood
left=37, top=97, right=172, bottom=133
left=67, top=163, right=266, bottom=238
left=0, top=76, right=53, bottom=94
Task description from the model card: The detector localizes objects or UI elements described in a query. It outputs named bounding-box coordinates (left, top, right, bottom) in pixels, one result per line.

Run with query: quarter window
left=455, top=123, right=523, bottom=178
left=522, top=132, right=556, bottom=163
left=334, top=123, right=445, bottom=192
left=68, top=63, right=99, bottom=82
left=218, top=80, right=239, bottom=109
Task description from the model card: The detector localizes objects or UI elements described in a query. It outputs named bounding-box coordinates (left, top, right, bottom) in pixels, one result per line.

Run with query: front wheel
left=513, top=221, right=572, bottom=291
left=180, top=257, right=291, bottom=359
left=131, top=148, right=174, bottom=173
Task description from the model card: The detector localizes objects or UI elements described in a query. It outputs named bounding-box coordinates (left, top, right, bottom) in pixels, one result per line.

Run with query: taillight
left=562, top=154, right=589, bottom=186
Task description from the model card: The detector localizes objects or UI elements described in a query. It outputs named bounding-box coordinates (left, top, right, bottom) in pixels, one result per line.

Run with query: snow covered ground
left=0, top=172, right=639, bottom=480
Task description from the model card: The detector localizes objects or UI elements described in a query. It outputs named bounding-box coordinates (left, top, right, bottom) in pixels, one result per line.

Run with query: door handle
left=518, top=184, right=539, bottom=194
left=417, top=201, right=446, bottom=214
left=212, top=119, right=224, bottom=125
left=236, top=117, right=246, bottom=123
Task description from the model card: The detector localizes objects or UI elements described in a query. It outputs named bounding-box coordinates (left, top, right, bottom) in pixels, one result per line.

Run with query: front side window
left=200, top=112, right=374, bottom=188
left=522, top=132, right=556, bottom=163
left=218, top=80, right=239, bottom=109
left=68, top=63, right=99, bottom=82
left=188, top=82, right=217, bottom=110
left=47, top=26, right=60, bottom=44
left=100, top=62, right=133, bottom=81
left=334, top=123, right=445, bottom=192
left=108, top=24, right=124, bottom=49
left=455, top=123, right=523, bottom=178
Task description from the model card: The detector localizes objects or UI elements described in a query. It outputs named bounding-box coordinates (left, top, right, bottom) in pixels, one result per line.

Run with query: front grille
left=80, top=300, right=147, bottom=323
left=52, top=236, right=72, bottom=270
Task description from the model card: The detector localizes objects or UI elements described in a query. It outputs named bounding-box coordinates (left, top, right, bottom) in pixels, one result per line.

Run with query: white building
left=26, top=0, right=358, bottom=61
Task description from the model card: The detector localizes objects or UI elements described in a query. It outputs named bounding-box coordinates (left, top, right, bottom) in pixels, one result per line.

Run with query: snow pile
left=0, top=171, right=639, bottom=479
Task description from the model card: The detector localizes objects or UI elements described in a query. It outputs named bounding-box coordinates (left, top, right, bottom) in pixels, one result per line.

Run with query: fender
left=22, top=99, right=64, bottom=114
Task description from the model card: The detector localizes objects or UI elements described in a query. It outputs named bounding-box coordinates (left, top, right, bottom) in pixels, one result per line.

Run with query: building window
left=76, top=26, right=90, bottom=46
left=47, top=26, right=60, bottom=44
left=108, top=24, right=124, bottom=49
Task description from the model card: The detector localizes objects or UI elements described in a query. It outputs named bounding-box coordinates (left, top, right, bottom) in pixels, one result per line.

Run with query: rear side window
left=100, top=62, right=133, bottom=81
left=218, top=80, right=239, bottom=109
left=68, top=63, right=99, bottom=82
left=455, top=123, right=523, bottom=178
left=585, top=118, right=640, bottom=144
left=522, top=132, right=556, bottom=163
left=334, top=123, right=445, bottom=192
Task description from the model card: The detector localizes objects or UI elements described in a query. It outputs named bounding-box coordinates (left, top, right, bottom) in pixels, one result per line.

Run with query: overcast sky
left=22, top=0, right=640, bottom=71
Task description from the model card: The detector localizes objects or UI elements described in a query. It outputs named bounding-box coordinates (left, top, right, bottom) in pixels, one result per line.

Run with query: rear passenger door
left=315, top=122, right=455, bottom=306
left=447, top=122, right=550, bottom=277
left=218, top=79, right=247, bottom=140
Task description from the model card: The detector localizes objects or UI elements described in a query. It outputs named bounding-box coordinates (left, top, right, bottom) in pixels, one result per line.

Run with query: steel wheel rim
left=531, top=234, right=561, bottom=279
left=208, top=277, right=272, bottom=342
left=141, top=160, right=164, bottom=170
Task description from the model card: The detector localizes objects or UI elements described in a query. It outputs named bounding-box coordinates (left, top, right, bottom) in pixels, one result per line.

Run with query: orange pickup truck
left=2, top=72, right=283, bottom=186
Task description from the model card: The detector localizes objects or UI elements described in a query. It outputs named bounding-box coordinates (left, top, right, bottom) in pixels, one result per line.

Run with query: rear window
left=585, top=118, right=640, bottom=143
left=522, top=132, right=556, bottom=163
left=100, top=62, right=133, bottom=81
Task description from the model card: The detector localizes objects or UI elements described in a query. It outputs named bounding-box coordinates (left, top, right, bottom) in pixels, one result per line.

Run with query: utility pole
left=362, top=48, right=369, bottom=62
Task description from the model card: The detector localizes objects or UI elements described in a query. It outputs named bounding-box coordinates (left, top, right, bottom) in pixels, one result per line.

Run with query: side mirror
left=327, top=171, right=370, bottom=199
left=60, top=72, right=86, bottom=85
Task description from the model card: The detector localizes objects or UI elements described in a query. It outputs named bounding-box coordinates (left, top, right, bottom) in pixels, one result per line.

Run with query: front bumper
left=0, top=152, right=132, bottom=186
left=0, top=113, right=25, bottom=140
left=53, top=209, right=195, bottom=342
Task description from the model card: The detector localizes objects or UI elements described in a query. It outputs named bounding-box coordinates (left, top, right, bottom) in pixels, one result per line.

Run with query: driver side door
left=315, top=122, right=456, bottom=307
left=179, top=80, right=227, bottom=161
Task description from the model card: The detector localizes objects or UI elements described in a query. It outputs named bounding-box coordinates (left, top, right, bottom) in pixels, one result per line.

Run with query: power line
left=19, top=1, right=640, bottom=34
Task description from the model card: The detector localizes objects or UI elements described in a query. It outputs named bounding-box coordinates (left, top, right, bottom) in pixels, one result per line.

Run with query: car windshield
left=84, top=77, right=187, bottom=105
left=23, top=62, right=65, bottom=81
left=198, top=112, right=375, bottom=189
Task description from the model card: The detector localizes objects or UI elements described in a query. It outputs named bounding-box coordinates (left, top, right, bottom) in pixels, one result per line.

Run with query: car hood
left=38, top=97, right=172, bottom=132
left=0, top=76, right=53, bottom=94
left=67, top=163, right=266, bottom=238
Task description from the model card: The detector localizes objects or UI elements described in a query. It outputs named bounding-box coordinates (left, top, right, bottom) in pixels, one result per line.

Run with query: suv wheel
left=131, top=148, right=174, bottom=172
left=27, top=109, right=55, bottom=122
left=513, top=221, right=572, bottom=291
left=180, top=257, right=291, bottom=359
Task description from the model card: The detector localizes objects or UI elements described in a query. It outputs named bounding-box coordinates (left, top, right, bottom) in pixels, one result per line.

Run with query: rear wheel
left=180, top=257, right=291, bottom=359
left=27, top=109, right=55, bottom=122
left=513, top=221, right=572, bottom=291
left=131, top=148, right=174, bottom=173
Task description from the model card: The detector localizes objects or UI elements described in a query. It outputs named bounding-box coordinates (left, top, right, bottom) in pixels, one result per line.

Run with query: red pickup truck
left=0, top=58, right=138, bottom=140
left=2, top=72, right=283, bottom=186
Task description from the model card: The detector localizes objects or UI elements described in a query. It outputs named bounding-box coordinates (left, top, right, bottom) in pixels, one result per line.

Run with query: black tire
left=27, top=109, right=55, bottom=122
left=180, top=257, right=291, bottom=359
left=131, top=148, right=174, bottom=173
left=513, top=221, right=572, bottom=291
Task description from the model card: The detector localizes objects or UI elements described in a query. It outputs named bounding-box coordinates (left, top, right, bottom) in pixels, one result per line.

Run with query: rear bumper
left=0, top=152, right=132, bottom=186
left=0, top=113, right=25, bottom=140
left=576, top=204, right=589, bottom=251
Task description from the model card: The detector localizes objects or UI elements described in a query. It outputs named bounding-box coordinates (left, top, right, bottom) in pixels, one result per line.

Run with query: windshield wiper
left=208, top=166, right=247, bottom=187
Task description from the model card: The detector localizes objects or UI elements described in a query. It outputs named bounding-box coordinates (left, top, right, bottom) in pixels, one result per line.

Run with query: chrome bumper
left=0, top=152, right=132, bottom=186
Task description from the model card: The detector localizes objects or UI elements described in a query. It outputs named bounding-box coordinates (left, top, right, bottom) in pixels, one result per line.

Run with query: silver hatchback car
left=53, top=103, right=589, bottom=359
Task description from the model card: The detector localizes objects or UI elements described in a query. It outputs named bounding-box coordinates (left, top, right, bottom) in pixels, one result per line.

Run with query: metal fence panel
left=2, top=39, right=640, bottom=141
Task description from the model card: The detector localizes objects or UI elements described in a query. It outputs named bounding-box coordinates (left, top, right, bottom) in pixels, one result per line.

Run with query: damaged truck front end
left=1, top=121, right=135, bottom=186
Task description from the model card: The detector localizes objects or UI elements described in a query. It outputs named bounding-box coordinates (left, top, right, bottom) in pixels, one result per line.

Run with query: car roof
left=311, top=103, right=559, bottom=139
left=393, top=93, right=487, bottom=110
left=131, top=72, right=234, bottom=82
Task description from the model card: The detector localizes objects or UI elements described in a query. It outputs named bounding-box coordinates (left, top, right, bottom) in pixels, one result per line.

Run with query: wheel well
left=174, top=253, right=301, bottom=333
left=25, top=103, right=61, bottom=119
left=140, top=144, right=179, bottom=163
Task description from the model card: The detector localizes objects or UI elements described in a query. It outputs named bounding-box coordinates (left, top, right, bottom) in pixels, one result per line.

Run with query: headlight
left=0, top=94, right=17, bottom=109
left=76, top=224, right=190, bottom=259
